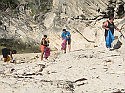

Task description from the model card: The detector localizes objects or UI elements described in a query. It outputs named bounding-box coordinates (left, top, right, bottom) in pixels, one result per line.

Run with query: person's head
left=63, top=29, right=66, bottom=32
left=109, top=16, right=114, bottom=22
left=12, top=50, right=17, bottom=54
left=44, top=35, right=47, bottom=38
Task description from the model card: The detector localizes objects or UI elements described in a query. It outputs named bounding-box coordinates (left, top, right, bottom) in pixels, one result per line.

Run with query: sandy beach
left=0, top=47, right=125, bottom=93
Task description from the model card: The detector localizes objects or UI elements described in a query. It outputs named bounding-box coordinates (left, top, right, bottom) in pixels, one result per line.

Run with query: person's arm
left=46, top=38, right=50, bottom=46
left=41, top=38, right=45, bottom=45
left=114, top=25, right=121, bottom=32
left=46, top=38, right=50, bottom=43
left=68, top=32, right=71, bottom=37
left=66, top=32, right=71, bottom=39
left=102, top=21, right=109, bottom=30
left=61, top=33, right=64, bottom=40
left=9, top=50, right=13, bottom=59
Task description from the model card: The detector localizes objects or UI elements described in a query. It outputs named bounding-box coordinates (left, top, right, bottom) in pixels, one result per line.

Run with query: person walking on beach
left=40, top=35, right=50, bottom=61
left=61, top=29, right=71, bottom=53
left=102, top=16, right=121, bottom=48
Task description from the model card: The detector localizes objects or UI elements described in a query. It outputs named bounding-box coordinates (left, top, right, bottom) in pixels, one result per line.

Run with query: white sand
left=0, top=47, right=125, bottom=93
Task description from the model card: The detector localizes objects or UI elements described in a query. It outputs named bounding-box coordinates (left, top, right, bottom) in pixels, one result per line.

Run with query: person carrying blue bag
left=102, top=16, right=121, bottom=48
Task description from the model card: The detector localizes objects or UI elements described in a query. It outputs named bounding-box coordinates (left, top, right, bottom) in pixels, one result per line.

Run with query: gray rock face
left=0, top=0, right=125, bottom=52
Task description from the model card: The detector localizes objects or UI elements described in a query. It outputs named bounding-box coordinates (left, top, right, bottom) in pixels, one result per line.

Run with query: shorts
left=4, top=56, right=10, bottom=62
left=67, top=38, right=71, bottom=45
left=40, top=45, right=46, bottom=52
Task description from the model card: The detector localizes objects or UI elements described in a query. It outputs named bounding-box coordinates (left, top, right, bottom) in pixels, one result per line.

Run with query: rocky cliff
left=0, top=0, right=125, bottom=53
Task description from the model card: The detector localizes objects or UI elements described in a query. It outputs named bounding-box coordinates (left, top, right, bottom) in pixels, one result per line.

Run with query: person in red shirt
left=40, top=35, right=50, bottom=61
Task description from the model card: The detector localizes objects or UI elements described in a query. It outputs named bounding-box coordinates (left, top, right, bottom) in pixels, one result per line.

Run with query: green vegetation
left=0, top=0, right=52, bottom=14
left=0, top=39, right=40, bottom=54
left=27, top=0, right=52, bottom=16
left=0, top=0, right=19, bottom=10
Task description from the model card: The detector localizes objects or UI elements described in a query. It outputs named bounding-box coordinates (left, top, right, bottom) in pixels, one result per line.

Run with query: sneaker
left=109, top=47, right=114, bottom=51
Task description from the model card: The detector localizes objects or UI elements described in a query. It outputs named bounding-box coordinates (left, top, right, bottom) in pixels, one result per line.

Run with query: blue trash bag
left=106, top=30, right=115, bottom=48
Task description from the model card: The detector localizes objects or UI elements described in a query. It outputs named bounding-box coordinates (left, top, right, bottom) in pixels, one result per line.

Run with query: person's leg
left=68, top=44, right=71, bottom=52
left=4, top=58, right=7, bottom=62
left=68, top=39, right=71, bottom=52
left=40, top=45, right=45, bottom=61
left=3, top=55, right=7, bottom=62
left=61, top=39, right=67, bottom=53
left=6, top=56, right=10, bottom=62
left=41, top=51, right=44, bottom=61
left=64, top=48, right=66, bottom=53
left=105, top=31, right=108, bottom=48
left=3, top=55, right=10, bottom=62
left=61, top=48, right=66, bottom=53
left=105, top=35, right=108, bottom=48
left=44, top=47, right=50, bottom=59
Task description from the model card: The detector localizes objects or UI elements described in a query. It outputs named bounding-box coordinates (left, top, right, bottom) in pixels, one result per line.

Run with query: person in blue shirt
left=61, top=29, right=71, bottom=53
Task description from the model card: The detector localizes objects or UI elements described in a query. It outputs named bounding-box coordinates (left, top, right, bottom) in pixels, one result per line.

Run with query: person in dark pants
left=102, top=16, right=121, bottom=48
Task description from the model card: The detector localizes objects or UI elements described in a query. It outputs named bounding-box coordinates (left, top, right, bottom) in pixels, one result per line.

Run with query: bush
left=0, top=0, right=19, bottom=10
